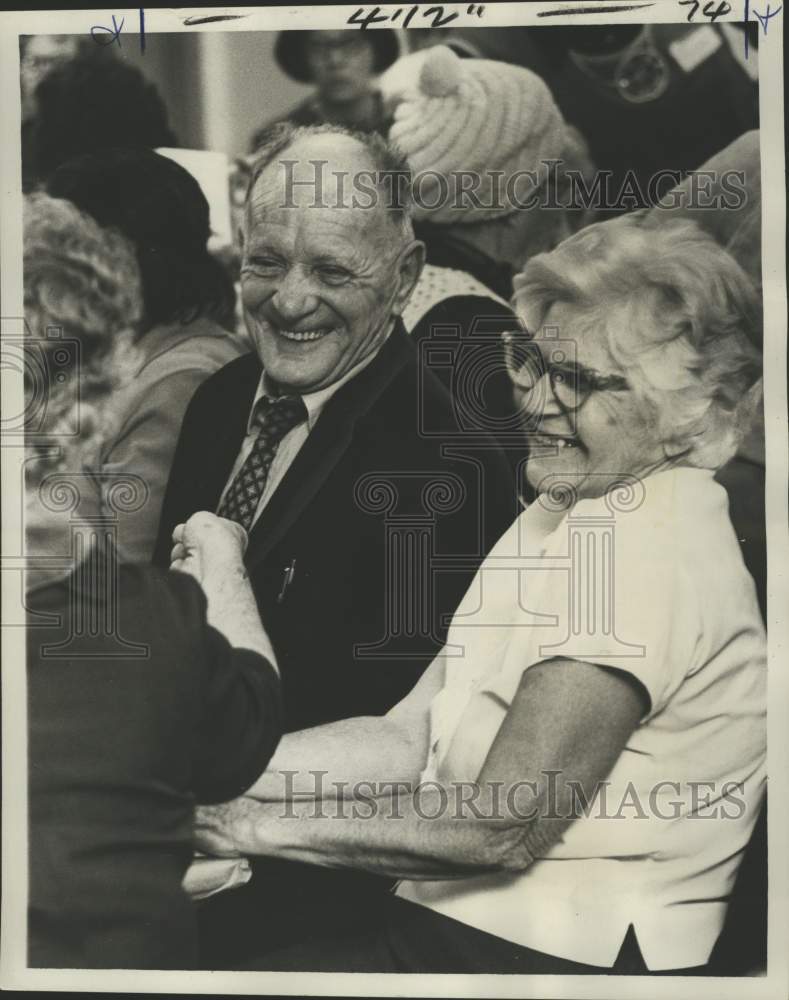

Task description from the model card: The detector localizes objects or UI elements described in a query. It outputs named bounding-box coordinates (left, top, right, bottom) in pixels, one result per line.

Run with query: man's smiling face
left=241, top=133, right=414, bottom=395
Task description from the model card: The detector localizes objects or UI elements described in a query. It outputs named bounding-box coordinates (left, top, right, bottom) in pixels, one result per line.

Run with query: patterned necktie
left=217, top=394, right=307, bottom=531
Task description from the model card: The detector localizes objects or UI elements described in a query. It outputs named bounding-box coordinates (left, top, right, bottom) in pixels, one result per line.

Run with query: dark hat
left=274, top=29, right=400, bottom=83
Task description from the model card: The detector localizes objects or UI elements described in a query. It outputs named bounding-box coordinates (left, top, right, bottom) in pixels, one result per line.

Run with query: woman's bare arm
left=196, top=657, right=647, bottom=875
left=241, top=651, right=447, bottom=800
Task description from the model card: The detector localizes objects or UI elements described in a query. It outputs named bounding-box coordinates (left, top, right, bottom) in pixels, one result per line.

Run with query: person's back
left=27, top=559, right=281, bottom=969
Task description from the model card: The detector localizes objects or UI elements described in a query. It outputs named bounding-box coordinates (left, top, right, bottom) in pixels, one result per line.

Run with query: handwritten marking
left=744, top=0, right=751, bottom=56
left=182, top=13, right=248, bottom=25
left=348, top=6, right=387, bottom=27
left=347, top=4, right=485, bottom=29
left=90, top=14, right=124, bottom=47
left=751, top=1, right=782, bottom=31
left=537, top=3, right=655, bottom=16
left=139, top=7, right=145, bottom=53
left=743, top=0, right=782, bottom=58
left=679, top=0, right=731, bottom=21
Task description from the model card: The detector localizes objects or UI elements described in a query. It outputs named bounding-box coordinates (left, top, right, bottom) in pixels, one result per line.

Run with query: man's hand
left=170, top=511, right=248, bottom=584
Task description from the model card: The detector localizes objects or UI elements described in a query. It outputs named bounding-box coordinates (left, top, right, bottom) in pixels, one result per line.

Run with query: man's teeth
left=279, top=329, right=333, bottom=342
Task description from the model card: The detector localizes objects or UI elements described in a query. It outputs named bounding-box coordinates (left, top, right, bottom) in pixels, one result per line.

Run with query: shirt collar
left=246, top=336, right=389, bottom=436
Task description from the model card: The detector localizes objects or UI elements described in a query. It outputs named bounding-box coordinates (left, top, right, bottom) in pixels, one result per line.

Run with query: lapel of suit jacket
left=244, top=323, right=414, bottom=571
left=193, top=353, right=262, bottom=512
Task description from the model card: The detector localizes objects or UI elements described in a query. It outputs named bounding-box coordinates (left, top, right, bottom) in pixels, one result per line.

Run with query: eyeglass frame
left=503, top=331, right=630, bottom=413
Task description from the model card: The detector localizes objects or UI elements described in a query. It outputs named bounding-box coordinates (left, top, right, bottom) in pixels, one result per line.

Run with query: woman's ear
left=662, top=435, right=691, bottom=460
left=391, top=239, right=426, bottom=316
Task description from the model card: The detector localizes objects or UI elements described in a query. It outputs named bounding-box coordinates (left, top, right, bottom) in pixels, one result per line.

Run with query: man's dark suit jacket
left=154, top=321, right=516, bottom=731
left=153, top=320, right=517, bottom=966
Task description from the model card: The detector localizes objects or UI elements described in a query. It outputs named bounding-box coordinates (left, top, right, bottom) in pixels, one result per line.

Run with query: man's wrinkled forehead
left=246, top=181, right=386, bottom=248
left=251, top=132, right=380, bottom=208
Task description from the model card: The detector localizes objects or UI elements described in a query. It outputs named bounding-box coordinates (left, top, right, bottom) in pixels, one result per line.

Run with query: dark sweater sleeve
left=192, top=625, right=283, bottom=804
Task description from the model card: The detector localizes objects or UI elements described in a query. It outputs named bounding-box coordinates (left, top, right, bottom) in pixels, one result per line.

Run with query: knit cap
left=385, top=45, right=568, bottom=223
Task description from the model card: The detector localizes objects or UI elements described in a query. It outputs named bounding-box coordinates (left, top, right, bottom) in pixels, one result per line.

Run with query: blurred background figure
left=384, top=46, right=593, bottom=448
left=649, top=129, right=761, bottom=291
left=405, top=28, right=482, bottom=58
left=22, top=52, right=178, bottom=190
left=23, top=196, right=141, bottom=563
left=24, top=191, right=283, bottom=969
left=20, top=35, right=106, bottom=192
left=20, top=34, right=92, bottom=121
left=646, top=129, right=765, bottom=622
left=249, top=29, right=400, bottom=150
left=525, top=24, right=758, bottom=215
left=47, top=148, right=242, bottom=563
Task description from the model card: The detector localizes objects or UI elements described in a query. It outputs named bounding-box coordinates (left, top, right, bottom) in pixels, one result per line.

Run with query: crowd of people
left=20, top=23, right=767, bottom=976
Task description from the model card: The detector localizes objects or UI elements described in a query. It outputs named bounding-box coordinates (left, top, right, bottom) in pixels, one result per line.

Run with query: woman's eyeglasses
left=503, top=332, right=630, bottom=412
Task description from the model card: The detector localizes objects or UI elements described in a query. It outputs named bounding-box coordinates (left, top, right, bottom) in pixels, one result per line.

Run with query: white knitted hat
left=386, top=45, right=568, bottom=224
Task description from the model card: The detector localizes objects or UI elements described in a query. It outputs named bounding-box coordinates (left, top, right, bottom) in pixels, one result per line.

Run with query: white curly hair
left=23, top=192, right=143, bottom=474
left=511, top=214, right=762, bottom=471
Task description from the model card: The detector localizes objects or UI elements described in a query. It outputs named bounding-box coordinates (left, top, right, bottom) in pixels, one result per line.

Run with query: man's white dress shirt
left=217, top=349, right=380, bottom=529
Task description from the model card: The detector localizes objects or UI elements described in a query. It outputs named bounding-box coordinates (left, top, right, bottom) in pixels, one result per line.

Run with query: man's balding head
left=247, top=123, right=414, bottom=243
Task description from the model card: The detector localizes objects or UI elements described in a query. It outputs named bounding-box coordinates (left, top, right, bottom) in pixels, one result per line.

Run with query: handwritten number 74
left=678, top=0, right=732, bottom=20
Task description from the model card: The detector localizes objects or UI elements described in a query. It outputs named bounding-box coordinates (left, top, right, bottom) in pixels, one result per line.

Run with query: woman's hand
left=170, top=511, right=248, bottom=584
left=195, top=798, right=271, bottom=858
left=170, top=512, right=277, bottom=667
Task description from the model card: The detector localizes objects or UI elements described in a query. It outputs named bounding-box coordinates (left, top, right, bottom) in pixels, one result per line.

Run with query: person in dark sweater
left=23, top=192, right=283, bottom=969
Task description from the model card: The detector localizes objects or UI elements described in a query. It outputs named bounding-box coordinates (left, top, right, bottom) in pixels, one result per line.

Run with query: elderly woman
left=24, top=194, right=282, bottom=968
left=193, top=215, right=766, bottom=974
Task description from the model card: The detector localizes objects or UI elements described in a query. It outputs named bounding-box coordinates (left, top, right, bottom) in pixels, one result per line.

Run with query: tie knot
left=252, top=394, right=307, bottom=437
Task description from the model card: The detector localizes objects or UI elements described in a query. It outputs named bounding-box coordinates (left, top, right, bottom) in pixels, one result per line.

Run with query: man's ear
left=391, top=239, right=426, bottom=316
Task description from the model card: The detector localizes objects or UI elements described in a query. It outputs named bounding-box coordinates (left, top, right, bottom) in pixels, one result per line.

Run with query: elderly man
left=153, top=123, right=515, bottom=967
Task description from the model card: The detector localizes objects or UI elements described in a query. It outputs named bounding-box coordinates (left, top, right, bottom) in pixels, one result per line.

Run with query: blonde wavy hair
left=511, top=215, right=763, bottom=471
left=23, top=193, right=143, bottom=473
